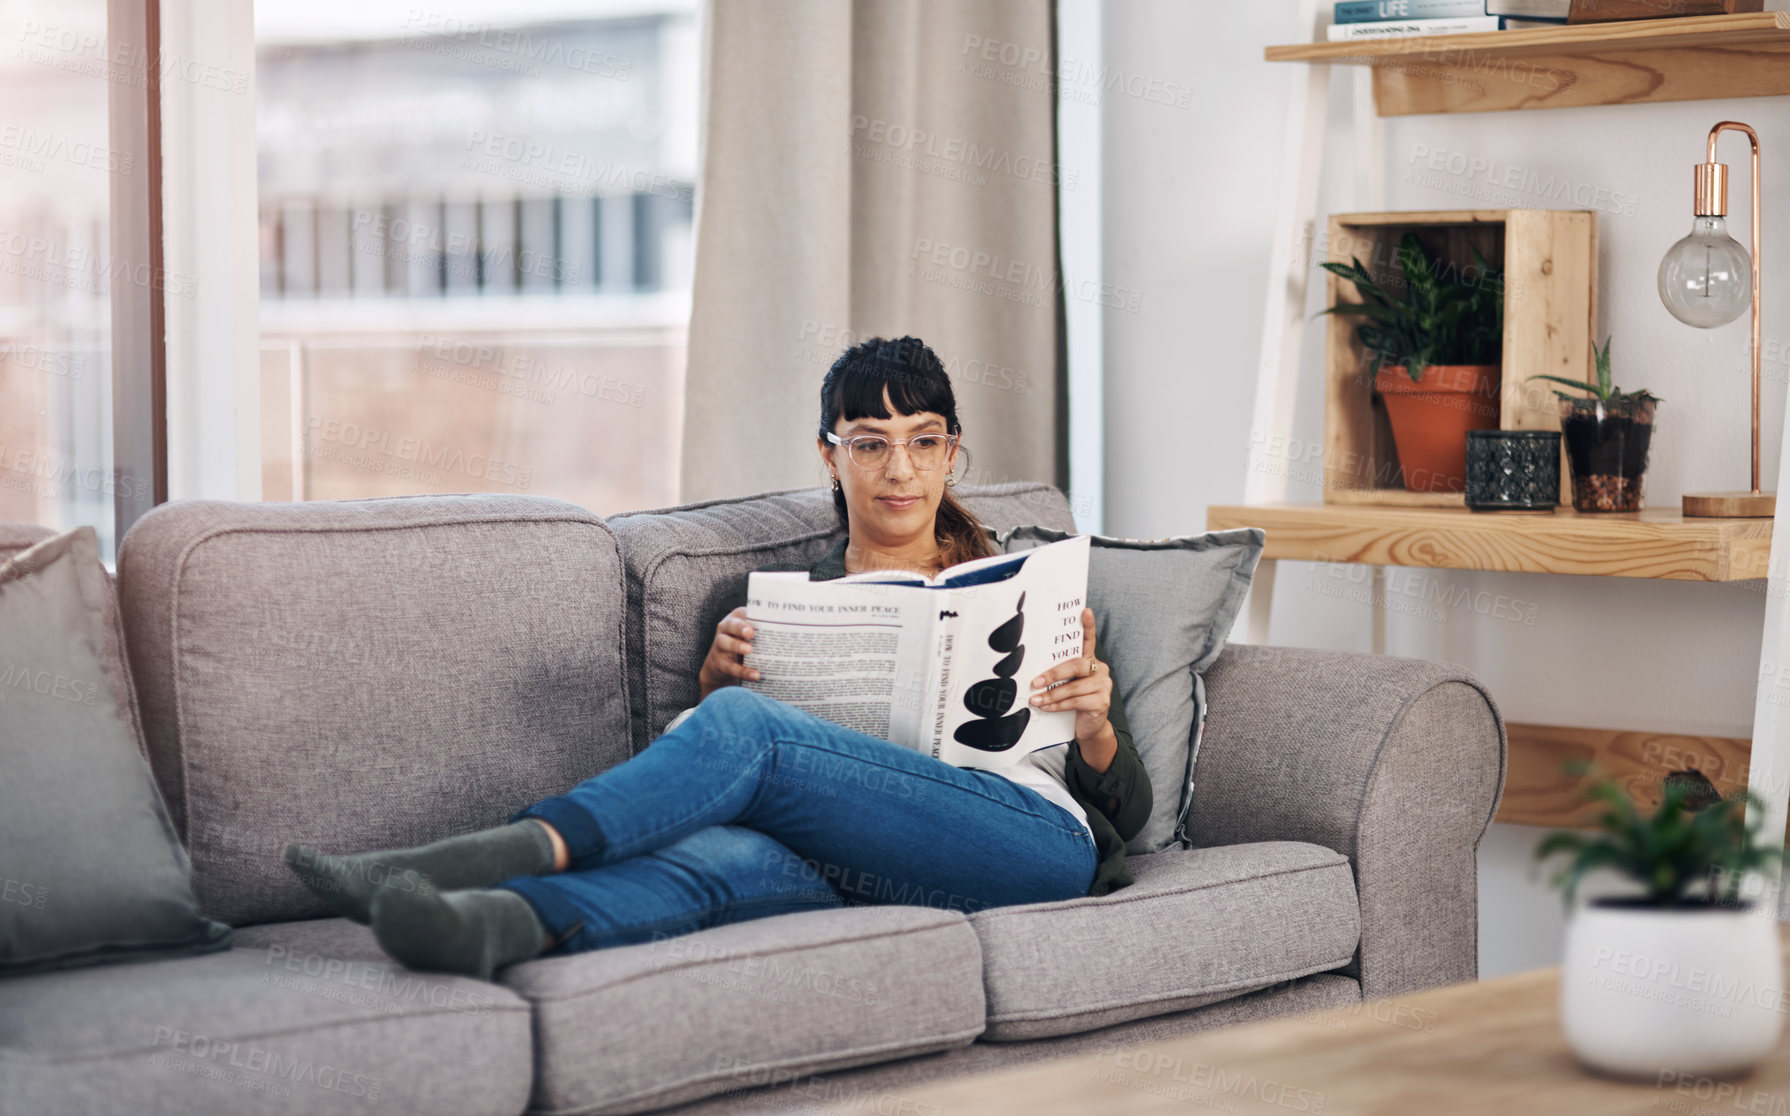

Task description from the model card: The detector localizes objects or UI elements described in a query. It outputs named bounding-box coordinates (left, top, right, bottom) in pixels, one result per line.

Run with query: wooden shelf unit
left=1206, top=502, right=1772, bottom=582
left=1266, top=12, right=1790, bottom=115
left=1245, top=1, right=1790, bottom=853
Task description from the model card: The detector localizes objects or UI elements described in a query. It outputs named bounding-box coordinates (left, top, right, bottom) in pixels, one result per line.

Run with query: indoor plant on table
left=1536, top=772, right=1782, bottom=1079
left=1321, top=231, right=1503, bottom=495
left=1530, top=337, right=1662, bottom=513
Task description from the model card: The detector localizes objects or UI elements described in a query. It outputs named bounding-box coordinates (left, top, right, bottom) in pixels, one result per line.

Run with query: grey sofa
left=0, top=482, right=1506, bottom=1116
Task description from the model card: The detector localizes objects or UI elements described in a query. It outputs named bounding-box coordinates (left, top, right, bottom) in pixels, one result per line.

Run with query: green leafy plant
left=1534, top=767, right=1778, bottom=909
left=1319, top=230, right=1504, bottom=383
left=1528, top=336, right=1661, bottom=405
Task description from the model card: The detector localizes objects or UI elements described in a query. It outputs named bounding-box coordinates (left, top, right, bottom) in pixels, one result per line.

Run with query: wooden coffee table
left=899, top=927, right=1790, bottom=1115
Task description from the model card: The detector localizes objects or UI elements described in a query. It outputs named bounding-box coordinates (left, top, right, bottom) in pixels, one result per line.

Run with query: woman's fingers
left=712, top=609, right=760, bottom=681
left=1030, top=675, right=1106, bottom=710
left=713, top=650, right=756, bottom=681
left=1029, top=650, right=1103, bottom=692
left=1028, top=612, right=1098, bottom=693
left=721, top=634, right=759, bottom=679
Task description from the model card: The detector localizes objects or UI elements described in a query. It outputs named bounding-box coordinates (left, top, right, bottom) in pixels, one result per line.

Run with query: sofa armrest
left=1188, top=644, right=1506, bottom=999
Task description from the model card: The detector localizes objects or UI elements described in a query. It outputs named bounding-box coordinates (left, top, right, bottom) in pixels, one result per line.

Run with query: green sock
left=370, top=873, right=548, bottom=981
left=284, top=821, right=556, bottom=925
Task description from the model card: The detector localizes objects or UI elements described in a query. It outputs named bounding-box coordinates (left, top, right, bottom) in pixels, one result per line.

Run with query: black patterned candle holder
left=1465, top=430, right=1560, bottom=512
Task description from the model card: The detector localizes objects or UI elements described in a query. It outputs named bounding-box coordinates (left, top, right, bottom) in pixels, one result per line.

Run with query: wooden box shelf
left=1499, top=723, right=1753, bottom=831
left=1265, top=12, right=1790, bottom=116
left=1322, top=209, right=1595, bottom=508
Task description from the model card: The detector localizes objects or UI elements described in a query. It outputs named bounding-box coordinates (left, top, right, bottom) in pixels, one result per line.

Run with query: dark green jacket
left=718, top=531, right=1151, bottom=896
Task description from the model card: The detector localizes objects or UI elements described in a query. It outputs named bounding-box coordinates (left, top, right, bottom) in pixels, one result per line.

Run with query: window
left=0, top=2, right=142, bottom=555
left=254, top=1, right=698, bottom=513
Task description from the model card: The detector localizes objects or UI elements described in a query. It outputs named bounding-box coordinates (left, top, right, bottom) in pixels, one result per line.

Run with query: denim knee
left=686, top=685, right=777, bottom=759
left=670, top=824, right=797, bottom=876
left=660, top=826, right=837, bottom=907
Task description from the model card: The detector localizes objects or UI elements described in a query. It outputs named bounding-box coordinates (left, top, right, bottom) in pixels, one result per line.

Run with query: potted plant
left=1535, top=772, right=1782, bottom=1079
left=1529, top=338, right=1661, bottom=513
left=1321, top=232, right=1503, bottom=495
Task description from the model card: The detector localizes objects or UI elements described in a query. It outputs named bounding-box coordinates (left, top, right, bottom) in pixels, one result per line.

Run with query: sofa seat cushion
left=499, top=905, right=986, bottom=1116
left=0, top=918, right=532, bottom=1116
left=970, top=841, right=1360, bottom=1041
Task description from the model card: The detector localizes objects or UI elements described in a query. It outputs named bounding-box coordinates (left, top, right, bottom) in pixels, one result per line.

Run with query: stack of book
left=1326, top=1, right=1570, bottom=40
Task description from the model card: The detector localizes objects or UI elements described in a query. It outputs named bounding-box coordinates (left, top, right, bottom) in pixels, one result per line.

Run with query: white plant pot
left=1561, top=900, right=1784, bottom=1079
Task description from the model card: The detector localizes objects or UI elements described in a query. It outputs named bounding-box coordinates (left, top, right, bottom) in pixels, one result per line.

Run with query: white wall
left=1097, top=1, right=1784, bottom=978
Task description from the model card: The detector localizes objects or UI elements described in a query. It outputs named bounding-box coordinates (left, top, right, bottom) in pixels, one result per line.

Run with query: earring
left=830, top=474, right=841, bottom=492
left=945, top=476, right=957, bottom=487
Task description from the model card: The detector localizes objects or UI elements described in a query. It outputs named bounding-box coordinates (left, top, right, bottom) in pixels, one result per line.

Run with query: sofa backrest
left=606, top=482, right=1076, bottom=755
left=114, top=495, right=632, bottom=926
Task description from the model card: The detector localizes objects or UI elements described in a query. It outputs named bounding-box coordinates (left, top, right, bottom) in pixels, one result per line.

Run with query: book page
left=930, top=536, right=1092, bottom=770
left=740, top=573, right=935, bottom=746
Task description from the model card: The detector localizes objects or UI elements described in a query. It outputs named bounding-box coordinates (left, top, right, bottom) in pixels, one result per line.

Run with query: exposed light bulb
left=1657, top=215, right=1752, bottom=328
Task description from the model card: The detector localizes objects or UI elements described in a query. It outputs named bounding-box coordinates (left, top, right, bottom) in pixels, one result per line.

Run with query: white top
left=995, top=743, right=1094, bottom=842
left=661, top=704, right=1093, bottom=842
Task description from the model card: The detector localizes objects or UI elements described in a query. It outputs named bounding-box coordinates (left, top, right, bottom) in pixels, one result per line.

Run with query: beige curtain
left=679, top=0, right=1066, bottom=502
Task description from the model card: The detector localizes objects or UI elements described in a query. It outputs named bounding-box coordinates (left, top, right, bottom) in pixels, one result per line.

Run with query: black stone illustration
left=953, top=591, right=1031, bottom=752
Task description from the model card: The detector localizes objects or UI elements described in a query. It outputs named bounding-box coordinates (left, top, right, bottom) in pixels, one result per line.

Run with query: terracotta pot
left=1374, top=365, right=1501, bottom=495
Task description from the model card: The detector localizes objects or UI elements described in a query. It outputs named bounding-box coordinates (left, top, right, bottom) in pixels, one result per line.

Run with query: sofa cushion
left=115, top=495, right=632, bottom=926
left=607, top=481, right=1076, bottom=754
left=993, top=524, right=1265, bottom=855
left=499, top=905, right=986, bottom=1116
left=0, top=522, right=143, bottom=751
left=0, top=522, right=54, bottom=560
left=0, top=922, right=532, bottom=1116
left=0, top=527, right=231, bottom=974
left=969, top=841, right=1360, bottom=1040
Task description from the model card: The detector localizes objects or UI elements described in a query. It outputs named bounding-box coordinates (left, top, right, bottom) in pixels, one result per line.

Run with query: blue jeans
left=499, top=685, right=1097, bottom=954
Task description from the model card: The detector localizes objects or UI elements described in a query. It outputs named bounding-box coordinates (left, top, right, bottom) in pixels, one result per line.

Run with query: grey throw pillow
left=992, top=524, right=1264, bottom=854
left=0, top=526, right=231, bottom=973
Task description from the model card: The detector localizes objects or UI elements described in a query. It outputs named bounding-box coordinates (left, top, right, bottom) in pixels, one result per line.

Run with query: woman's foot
left=370, top=872, right=548, bottom=980
left=284, top=821, right=558, bottom=924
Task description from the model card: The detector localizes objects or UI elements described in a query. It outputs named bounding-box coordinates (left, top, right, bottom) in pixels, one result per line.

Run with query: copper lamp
left=1657, top=120, right=1774, bottom=518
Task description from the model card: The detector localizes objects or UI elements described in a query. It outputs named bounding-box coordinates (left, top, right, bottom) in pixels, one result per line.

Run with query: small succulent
left=1319, top=230, right=1504, bottom=383
left=1534, top=766, right=1778, bottom=909
left=1529, top=336, right=1661, bottom=405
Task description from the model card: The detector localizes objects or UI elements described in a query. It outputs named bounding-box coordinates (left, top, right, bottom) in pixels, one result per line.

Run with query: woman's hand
left=698, top=607, right=761, bottom=701
left=1027, top=607, right=1118, bottom=773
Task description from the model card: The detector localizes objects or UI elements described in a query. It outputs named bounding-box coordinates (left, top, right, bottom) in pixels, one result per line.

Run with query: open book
left=742, top=535, right=1092, bottom=770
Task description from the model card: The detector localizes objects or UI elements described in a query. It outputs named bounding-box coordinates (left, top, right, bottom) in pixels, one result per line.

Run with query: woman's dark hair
left=819, top=335, right=994, bottom=570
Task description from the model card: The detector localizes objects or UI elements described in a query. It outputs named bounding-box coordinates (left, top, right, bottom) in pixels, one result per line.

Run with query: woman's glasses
left=826, top=431, right=960, bottom=471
